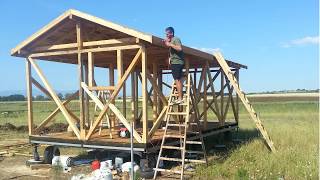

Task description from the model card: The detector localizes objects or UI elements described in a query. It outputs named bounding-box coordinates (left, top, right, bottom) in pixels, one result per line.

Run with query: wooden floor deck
left=30, top=121, right=238, bottom=151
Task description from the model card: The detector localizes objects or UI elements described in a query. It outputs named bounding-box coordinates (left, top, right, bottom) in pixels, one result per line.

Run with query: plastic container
left=115, top=157, right=123, bottom=168
left=52, top=155, right=73, bottom=167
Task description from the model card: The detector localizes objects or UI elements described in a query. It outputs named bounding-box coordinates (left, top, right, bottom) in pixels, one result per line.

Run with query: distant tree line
left=0, top=92, right=76, bottom=101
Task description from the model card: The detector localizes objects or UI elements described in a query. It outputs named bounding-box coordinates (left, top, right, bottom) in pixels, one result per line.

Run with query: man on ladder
left=163, top=27, right=185, bottom=104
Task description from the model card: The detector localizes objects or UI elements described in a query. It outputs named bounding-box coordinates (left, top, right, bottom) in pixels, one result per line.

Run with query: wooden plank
left=28, top=57, right=80, bottom=139
left=134, top=70, right=139, bottom=124
left=33, top=37, right=138, bottom=52
left=152, top=63, right=158, bottom=122
left=29, top=44, right=141, bottom=58
left=235, top=69, right=239, bottom=122
left=85, top=49, right=142, bottom=140
left=26, top=59, right=33, bottom=135
left=220, top=69, right=225, bottom=125
left=77, top=22, right=85, bottom=139
left=88, top=52, right=94, bottom=87
left=109, top=63, right=115, bottom=127
left=141, top=45, right=148, bottom=143
left=117, top=49, right=126, bottom=118
left=131, top=71, right=136, bottom=124
left=157, top=69, right=163, bottom=113
left=203, top=62, right=208, bottom=129
left=88, top=86, right=115, bottom=91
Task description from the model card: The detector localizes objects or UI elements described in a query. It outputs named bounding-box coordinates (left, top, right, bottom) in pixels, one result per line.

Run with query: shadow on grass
left=203, top=128, right=261, bottom=159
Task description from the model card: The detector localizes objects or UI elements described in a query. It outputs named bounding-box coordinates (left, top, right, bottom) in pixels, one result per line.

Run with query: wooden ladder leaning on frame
left=214, top=52, right=276, bottom=152
left=153, top=74, right=208, bottom=180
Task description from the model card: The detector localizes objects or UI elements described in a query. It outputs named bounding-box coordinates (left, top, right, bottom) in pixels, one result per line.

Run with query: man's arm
left=164, top=39, right=182, bottom=51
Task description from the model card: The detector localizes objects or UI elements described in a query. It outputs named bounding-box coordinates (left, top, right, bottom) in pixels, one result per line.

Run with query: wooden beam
left=117, top=49, right=126, bottom=118
left=33, top=37, right=139, bottom=52
left=220, top=69, right=224, bottom=125
left=77, top=22, right=85, bottom=139
left=85, top=48, right=142, bottom=140
left=134, top=70, right=139, bottom=124
left=29, top=44, right=141, bottom=58
left=28, top=57, right=80, bottom=139
left=157, top=69, right=163, bottom=114
left=109, top=63, right=115, bottom=127
left=141, top=45, right=148, bottom=143
left=152, top=63, right=158, bottom=122
left=26, top=59, right=33, bottom=135
left=131, top=71, right=137, bottom=124
left=88, top=86, right=115, bottom=91
left=235, top=69, right=239, bottom=123
left=203, top=62, right=208, bottom=129
left=88, top=52, right=94, bottom=87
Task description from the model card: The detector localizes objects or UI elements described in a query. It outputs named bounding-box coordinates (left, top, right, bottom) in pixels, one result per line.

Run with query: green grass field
left=0, top=96, right=318, bottom=179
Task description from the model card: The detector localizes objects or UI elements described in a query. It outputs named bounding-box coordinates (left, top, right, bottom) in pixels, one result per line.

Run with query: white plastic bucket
left=115, top=157, right=123, bottom=168
left=52, top=155, right=73, bottom=167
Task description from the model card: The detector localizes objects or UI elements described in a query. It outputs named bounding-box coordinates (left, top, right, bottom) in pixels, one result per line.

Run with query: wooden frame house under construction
left=11, top=9, right=275, bottom=154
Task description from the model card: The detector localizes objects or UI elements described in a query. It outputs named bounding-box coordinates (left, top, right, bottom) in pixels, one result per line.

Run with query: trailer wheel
left=43, top=146, right=60, bottom=164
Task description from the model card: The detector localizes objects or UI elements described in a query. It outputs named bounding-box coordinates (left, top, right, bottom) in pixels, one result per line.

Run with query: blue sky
left=0, top=0, right=318, bottom=94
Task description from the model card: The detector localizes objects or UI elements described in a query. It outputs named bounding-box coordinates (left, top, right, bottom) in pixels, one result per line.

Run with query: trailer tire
left=43, top=146, right=60, bottom=164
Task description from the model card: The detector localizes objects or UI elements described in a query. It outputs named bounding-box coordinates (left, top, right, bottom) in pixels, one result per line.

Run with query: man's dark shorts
left=171, top=64, right=184, bottom=80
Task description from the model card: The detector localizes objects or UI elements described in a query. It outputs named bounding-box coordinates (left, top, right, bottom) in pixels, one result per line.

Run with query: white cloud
left=192, top=47, right=221, bottom=54
left=281, top=36, right=319, bottom=48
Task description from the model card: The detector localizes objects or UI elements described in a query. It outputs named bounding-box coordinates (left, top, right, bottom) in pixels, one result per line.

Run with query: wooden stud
left=152, top=63, right=158, bottom=122
left=84, top=61, right=90, bottom=129
left=235, top=69, right=239, bottom=123
left=109, top=63, right=115, bottom=127
left=203, top=62, right=208, bottom=129
left=141, top=45, right=148, bottom=143
left=77, top=22, right=85, bottom=139
left=88, top=52, right=94, bottom=87
left=117, top=50, right=126, bottom=118
left=220, top=69, right=224, bottom=125
left=157, top=69, right=163, bottom=114
left=26, top=59, right=33, bottom=135
left=131, top=71, right=136, bottom=124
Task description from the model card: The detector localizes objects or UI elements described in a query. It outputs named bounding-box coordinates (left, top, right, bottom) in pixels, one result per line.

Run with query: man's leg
left=176, top=79, right=183, bottom=100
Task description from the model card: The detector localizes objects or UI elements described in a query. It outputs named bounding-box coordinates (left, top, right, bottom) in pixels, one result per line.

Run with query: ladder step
left=187, top=131, right=200, bottom=134
left=167, top=123, right=186, bottom=127
left=162, top=146, right=183, bottom=150
left=186, top=141, right=202, bottom=145
left=186, top=150, right=205, bottom=154
left=165, top=134, right=184, bottom=138
left=169, top=102, right=188, bottom=106
left=168, top=112, right=188, bottom=115
left=154, top=168, right=181, bottom=174
left=185, top=159, right=207, bottom=163
left=159, top=157, right=182, bottom=162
